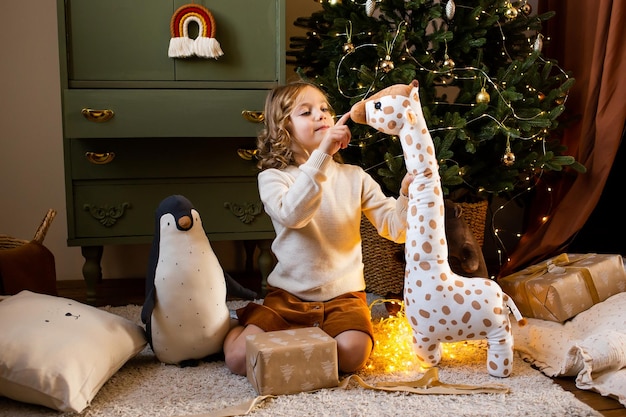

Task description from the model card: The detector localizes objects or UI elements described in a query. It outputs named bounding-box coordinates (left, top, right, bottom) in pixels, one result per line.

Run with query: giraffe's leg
left=486, top=330, right=514, bottom=378
left=411, top=331, right=442, bottom=368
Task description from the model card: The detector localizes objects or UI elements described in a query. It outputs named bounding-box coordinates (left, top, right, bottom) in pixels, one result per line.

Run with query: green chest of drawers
left=57, top=0, right=284, bottom=302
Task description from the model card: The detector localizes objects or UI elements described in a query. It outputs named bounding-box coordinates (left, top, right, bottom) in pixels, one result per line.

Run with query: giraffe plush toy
left=350, top=80, right=526, bottom=377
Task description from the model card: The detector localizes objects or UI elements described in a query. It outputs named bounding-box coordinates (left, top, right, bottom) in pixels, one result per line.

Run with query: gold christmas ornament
left=502, top=151, right=516, bottom=166
left=443, top=54, right=456, bottom=70
left=555, top=93, right=566, bottom=105
left=379, top=55, right=394, bottom=73
left=504, top=3, right=518, bottom=19
left=343, top=42, right=355, bottom=54
left=520, top=2, right=532, bottom=15
left=476, top=87, right=490, bottom=104
left=537, top=92, right=545, bottom=102
left=502, top=135, right=515, bottom=166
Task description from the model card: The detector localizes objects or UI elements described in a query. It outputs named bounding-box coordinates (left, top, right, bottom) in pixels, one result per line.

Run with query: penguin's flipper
left=224, top=271, right=258, bottom=300
left=141, top=286, right=155, bottom=348
left=141, top=236, right=158, bottom=326
left=141, top=286, right=155, bottom=325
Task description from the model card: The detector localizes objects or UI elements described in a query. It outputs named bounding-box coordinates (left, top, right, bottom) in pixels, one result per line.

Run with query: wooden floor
left=56, top=277, right=625, bottom=416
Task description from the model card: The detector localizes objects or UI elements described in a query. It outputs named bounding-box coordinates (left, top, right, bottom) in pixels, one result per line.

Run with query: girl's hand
left=319, top=112, right=352, bottom=156
left=400, top=172, right=414, bottom=198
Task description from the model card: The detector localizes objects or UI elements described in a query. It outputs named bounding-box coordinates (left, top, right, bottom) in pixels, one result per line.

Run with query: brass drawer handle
left=85, top=151, right=115, bottom=164
left=81, top=108, right=115, bottom=122
left=241, top=110, right=264, bottom=123
left=237, top=148, right=258, bottom=161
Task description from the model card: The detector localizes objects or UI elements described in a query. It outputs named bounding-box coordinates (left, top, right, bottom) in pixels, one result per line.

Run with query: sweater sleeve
left=360, top=170, right=409, bottom=244
left=258, top=150, right=332, bottom=229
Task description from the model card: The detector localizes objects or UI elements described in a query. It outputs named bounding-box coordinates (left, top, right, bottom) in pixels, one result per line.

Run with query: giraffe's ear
left=406, top=108, right=417, bottom=125
left=410, top=84, right=421, bottom=106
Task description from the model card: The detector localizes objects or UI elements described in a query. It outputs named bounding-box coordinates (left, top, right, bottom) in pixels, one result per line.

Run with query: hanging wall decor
left=168, top=3, right=223, bottom=59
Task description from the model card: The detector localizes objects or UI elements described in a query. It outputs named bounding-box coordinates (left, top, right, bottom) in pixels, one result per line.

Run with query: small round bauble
left=520, top=2, right=532, bottom=15
left=504, top=5, right=518, bottom=19
left=443, top=57, right=456, bottom=70
left=502, top=151, right=516, bottom=166
left=476, top=87, right=490, bottom=104
left=379, top=55, right=394, bottom=73
left=343, top=42, right=355, bottom=54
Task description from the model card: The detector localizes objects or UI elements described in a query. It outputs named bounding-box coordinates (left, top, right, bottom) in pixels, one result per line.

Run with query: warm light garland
left=332, top=4, right=570, bottom=267
left=366, top=299, right=417, bottom=373
left=366, top=299, right=470, bottom=374
left=298, top=0, right=579, bottom=270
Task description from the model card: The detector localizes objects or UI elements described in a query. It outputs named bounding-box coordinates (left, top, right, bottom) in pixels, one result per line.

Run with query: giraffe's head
left=350, top=80, right=420, bottom=135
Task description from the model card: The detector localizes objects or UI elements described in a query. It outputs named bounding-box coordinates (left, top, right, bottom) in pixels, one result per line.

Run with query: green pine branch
left=288, top=0, right=585, bottom=200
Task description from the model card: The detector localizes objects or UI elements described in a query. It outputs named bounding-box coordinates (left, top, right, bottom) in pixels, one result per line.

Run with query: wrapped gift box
left=499, top=253, right=626, bottom=322
left=246, top=327, right=339, bottom=395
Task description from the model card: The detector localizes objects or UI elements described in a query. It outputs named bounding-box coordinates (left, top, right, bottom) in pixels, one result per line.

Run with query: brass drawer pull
left=85, top=151, right=115, bottom=164
left=241, top=110, right=264, bottom=123
left=237, top=148, right=258, bottom=161
left=81, top=108, right=115, bottom=122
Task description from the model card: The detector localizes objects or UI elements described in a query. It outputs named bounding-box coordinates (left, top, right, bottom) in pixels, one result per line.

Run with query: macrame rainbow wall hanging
left=168, top=3, right=223, bottom=59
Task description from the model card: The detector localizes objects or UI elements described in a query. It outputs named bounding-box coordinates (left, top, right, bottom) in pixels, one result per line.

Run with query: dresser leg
left=81, top=246, right=103, bottom=304
left=257, top=239, right=275, bottom=297
left=243, top=240, right=256, bottom=272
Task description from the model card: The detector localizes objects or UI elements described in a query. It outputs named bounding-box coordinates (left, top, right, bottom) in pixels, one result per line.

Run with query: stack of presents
left=499, top=253, right=626, bottom=323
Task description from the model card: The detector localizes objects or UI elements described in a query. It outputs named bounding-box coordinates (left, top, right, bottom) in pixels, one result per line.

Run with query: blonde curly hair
left=256, top=81, right=335, bottom=170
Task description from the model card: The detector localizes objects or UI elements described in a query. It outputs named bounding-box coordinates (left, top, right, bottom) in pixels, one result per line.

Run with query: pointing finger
left=335, top=112, right=351, bottom=126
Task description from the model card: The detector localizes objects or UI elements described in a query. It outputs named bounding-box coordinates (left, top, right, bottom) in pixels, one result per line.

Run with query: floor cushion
left=0, top=290, right=147, bottom=412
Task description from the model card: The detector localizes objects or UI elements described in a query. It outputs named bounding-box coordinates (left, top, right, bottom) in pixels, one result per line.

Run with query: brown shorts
left=236, top=288, right=374, bottom=342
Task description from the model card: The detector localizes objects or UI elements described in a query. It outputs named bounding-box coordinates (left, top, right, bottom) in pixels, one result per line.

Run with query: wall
left=0, top=1, right=320, bottom=281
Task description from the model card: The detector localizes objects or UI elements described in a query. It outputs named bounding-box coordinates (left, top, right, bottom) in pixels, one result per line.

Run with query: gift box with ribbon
left=246, top=327, right=339, bottom=395
left=499, top=253, right=626, bottom=322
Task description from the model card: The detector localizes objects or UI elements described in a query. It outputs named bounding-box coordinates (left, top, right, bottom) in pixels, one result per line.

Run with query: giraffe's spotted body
left=350, top=81, right=525, bottom=378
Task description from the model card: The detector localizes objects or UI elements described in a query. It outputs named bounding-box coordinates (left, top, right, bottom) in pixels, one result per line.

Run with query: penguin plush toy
left=141, top=195, right=235, bottom=365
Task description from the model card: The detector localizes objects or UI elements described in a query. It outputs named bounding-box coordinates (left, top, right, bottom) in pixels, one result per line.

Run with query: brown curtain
left=498, top=0, right=626, bottom=277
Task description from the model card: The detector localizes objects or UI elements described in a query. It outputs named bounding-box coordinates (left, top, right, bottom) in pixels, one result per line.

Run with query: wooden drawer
left=63, top=89, right=266, bottom=138
left=70, top=180, right=274, bottom=243
left=65, top=0, right=282, bottom=83
left=69, top=137, right=259, bottom=180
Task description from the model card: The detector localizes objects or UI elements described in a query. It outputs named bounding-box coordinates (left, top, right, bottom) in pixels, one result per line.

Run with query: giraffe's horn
left=349, top=100, right=367, bottom=125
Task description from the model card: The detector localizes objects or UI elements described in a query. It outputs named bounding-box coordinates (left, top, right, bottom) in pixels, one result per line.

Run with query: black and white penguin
left=141, top=195, right=230, bottom=364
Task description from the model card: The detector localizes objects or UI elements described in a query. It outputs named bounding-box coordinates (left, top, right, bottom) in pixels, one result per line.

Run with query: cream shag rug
left=0, top=302, right=601, bottom=417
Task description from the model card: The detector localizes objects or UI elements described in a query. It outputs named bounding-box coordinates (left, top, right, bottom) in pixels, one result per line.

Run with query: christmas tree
left=288, top=0, right=585, bottom=203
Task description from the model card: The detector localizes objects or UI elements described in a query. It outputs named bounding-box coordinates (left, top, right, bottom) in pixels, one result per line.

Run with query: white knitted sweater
left=258, top=150, right=408, bottom=301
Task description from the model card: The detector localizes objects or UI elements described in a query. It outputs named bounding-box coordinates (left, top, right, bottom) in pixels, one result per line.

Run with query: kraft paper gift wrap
left=246, top=327, right=339, bottom=395
left=499, top=253, right=626, bottom=322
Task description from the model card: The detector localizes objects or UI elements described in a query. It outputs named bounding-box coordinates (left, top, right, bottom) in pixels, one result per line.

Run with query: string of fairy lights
left=314, top=0, right=572, bottom=268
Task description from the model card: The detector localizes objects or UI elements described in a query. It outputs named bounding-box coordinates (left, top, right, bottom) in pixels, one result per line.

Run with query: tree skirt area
left=0, top=301, right=600, bottom=417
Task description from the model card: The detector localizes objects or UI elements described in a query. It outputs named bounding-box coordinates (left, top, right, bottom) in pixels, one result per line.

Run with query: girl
left=223, top=81, right=413, bottom=375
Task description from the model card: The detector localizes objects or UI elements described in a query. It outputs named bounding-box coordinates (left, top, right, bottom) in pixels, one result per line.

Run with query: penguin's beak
left=177, top=215, right=192, bottom=231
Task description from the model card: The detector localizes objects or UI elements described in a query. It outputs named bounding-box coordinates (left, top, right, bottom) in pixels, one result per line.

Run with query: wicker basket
left=0, top=209, right=57, bottom=250
left=457, top=200, right=488, bottom=248
left=361, top=216, right=405, bottom=296
left=361, top=200, right=488, bottom=296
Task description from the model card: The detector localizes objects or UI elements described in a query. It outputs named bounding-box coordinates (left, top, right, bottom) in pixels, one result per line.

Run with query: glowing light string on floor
left=366, top=298, right=472, bottom=374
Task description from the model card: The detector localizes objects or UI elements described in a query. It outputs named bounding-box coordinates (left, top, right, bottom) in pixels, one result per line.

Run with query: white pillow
left=513, top=292, right=626, bottom=406
left=0, top=290, right=147, bottom=412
